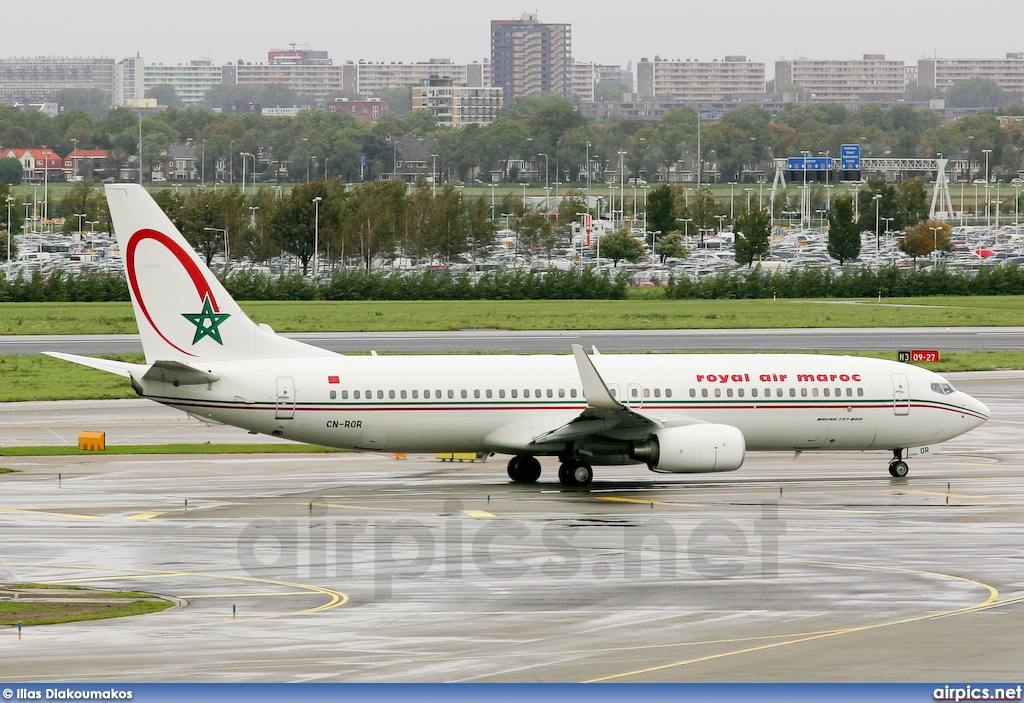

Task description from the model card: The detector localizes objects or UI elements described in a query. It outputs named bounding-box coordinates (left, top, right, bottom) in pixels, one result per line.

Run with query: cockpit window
left=931, top=382, right=955, bottom=395
left=941, top=383, right=955, bottom=394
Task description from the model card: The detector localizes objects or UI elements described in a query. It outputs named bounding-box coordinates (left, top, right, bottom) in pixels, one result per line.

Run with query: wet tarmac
left=0, top=372, right=1022, bottom=682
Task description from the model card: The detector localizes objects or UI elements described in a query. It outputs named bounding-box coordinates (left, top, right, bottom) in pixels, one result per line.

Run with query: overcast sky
left=7, top=0, right=1022, bottom=77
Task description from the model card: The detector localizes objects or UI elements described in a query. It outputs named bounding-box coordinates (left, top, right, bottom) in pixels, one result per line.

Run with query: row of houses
left=1, top=148, right=110, bottom=181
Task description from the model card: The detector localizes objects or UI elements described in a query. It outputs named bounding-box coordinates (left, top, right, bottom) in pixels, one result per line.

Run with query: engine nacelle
left=630, top=424, right=745, bottom=473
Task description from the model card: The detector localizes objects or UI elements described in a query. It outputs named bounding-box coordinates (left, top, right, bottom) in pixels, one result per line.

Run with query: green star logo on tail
left=182, top=294, right=230, bottom=345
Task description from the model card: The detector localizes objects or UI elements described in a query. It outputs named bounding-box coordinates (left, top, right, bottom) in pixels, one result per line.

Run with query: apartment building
left=637, top=56, right=765, bottom=101
left=144, top=60, right=223, bottom=106
left=113, top=55, right=145, bottom=106
left=411, top=77, right=502, bottom=126
left=918, top=53, right=1024, bottom=93
left=774, top=55, right=905, bottom=101
left=490, top=13, right=572, bottom=105
left=349, top=59, right=490, bottom=97
left=0, top=56, right=115, bottom=105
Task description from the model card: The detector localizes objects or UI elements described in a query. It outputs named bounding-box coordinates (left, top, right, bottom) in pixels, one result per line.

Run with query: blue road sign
left=841, top=144, right=861, bottom=170
left=787, top=157, right=833, bottom=171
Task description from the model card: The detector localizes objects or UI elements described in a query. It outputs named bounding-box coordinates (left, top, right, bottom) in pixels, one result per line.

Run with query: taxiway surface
left=0, top=373, right=1021, bottom=682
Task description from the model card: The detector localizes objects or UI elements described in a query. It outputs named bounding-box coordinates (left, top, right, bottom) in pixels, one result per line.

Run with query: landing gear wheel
left=889, top=461, right=909, bottom=478
left=508, top=455, right=541, bottom=483
left=558, top=461, right=593, bottom=487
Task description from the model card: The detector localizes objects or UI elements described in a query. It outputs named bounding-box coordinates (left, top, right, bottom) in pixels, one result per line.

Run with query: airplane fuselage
left=141, top=352, right=988, bottom=468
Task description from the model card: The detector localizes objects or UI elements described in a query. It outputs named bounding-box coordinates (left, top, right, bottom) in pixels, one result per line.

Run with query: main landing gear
left=557, top=460, right=593, bottom=487
left=888, top=449, right=909, bottom=478
left=507, top=455, right=542, bottom=483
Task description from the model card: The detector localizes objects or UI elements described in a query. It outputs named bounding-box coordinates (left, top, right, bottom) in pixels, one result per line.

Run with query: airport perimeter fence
left=665, top=262, right=1024, bottom=299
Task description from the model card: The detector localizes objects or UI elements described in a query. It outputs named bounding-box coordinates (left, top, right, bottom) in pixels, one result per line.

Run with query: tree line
left=2, top=89, right=1022, bottom=190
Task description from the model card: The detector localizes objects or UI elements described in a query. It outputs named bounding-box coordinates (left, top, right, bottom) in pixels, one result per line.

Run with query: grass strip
left=5, top=296, right=1024, bottom=335
left=0, top=443, right=345, bottom=457
left=0, top=597, right=171, bottom=627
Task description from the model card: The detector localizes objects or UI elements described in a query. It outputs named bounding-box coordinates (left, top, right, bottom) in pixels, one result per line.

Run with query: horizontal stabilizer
left=42, top=351, right=142, bottom=378
left=141, top=360, right=220, bottom=385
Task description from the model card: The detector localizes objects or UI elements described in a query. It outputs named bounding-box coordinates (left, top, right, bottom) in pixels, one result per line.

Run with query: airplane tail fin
left=105, top=184, right=333, bottom=364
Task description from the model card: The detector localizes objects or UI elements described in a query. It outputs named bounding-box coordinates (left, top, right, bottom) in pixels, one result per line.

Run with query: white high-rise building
left=114, top=55, right=145, bottom=106
left=144, top=60, right=223, bottom=105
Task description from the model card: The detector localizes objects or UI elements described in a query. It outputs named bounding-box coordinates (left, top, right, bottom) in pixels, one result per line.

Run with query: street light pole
left=874, top=194, right=883, bottom=252
left=312, top=196, right=322, bottom=280
left=538, top=153, right=549, bottom=212
left=585, top=141, right=591, bottom=211
left=930, top=226, right=942, bottom=262
left=431, top=154, right=438, bottom=197
left=5, top=195, right=13, bottom=264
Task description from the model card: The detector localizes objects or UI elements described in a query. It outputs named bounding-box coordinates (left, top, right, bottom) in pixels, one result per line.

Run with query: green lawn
left=4, top=296, right=1024, bottom=335
left=0, top=585, right=173, bottom=627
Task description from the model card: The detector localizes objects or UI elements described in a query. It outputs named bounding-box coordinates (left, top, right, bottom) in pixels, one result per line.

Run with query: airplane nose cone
left=961, top=393, right=990, bottom=427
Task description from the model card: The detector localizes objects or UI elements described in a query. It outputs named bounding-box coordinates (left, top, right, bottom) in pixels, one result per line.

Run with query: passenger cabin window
left=474, top=390, right=480, bottom=399
left=751, top=388, right=758, bottom=398
left=558, top=389, right=565, bottom=398
left=389, top=390, right=395, bottom=399
left=330, top=390, right=337, bottom=400
left=354, top=390, right=361, bottom=399
left=499, top=390, right=506, bottom=398
left=702, top=389, right=708, bottom=398
left=401, top=390, right=407, bottom=399
left=631, top=387, right=639, bottom=398
left=341, top=390, right=349, bottom=399
left=714, top=389, right=721, bottom=398
left=789, top=388, right=796, bottom=397
left=823, top=388, right=830, bottom=397
left=524, top=389, right=530, bottom=398
left=547, top=389, right=553, bottom=398
left=801, top=388, right=808, bottom=397
left=486, top=390, right=493, bottom=398
left=666, top=389, right=672, bottom=398
left=812, top=388, right=819, bottom=397
left=776, top=388, right=783, bottom=397
left=511, top=390, right=518, bottom=398
left=726, top=389, right=733, bottom=398
left=448, top=390, right=455, bottom=399
left=737, top=388, right=744, bottom=398
left=570, top=389, right=578, bottom=398
left=461, top=390, right=468, bottom=399
left=846, top=388, right=852, bottom=397
left=643, top=388, right=651, bottom=398
left=857, top=388, right=864, bottom=397
left=690, top=388, right=696, bottom=398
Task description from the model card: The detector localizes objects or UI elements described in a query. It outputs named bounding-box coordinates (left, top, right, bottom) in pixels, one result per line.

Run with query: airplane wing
left=530, top=345, right=699, bottom=446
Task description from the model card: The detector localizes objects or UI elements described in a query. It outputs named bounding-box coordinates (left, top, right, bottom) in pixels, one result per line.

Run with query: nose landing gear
left=888, top=449, right=909, bottom=478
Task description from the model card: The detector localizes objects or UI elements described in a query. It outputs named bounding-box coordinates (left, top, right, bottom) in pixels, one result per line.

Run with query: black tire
left=558, top=463, right=573, bottom=484
left=509, top=455, right=541, bottom=483
left=518, top=456, right=542, bottom=483
left=571, top=463, right=594, bottom=487
left=506, top=456, right=521, bottom=481
left=559, top=461, right=593, bottom=487
left=891, top=461, right=909, bottom=478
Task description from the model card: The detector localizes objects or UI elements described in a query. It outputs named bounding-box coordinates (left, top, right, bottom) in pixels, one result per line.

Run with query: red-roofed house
left=0, top=148, right=63, bottom=181
left=64, top=149, right=111, bottom=181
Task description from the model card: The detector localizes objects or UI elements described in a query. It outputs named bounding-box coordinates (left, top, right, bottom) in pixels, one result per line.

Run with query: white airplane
left=48, top=185, right=990, bottom=486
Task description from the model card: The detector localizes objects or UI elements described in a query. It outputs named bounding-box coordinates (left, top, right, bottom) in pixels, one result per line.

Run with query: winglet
left=572, top=344, right=621, bottom=410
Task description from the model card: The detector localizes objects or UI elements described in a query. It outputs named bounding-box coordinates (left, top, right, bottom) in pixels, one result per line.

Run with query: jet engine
left=630, top=424, right=745, bottom=473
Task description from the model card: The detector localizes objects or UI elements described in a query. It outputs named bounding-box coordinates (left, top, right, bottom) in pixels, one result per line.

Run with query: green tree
left=653, top=231, right=688, bottom=263
left=733, top=207, right=771, bottom=267
left=269, top=181, right=338, bottom=275
left=425, top=185, right=468, bottom=264
left=557, top=189, right=588, bottom=224
left=145, top=84, right=185, bottom=109
left=0, top=157, right=23, bottom=185
left=646, top=184, right=677, bottom=243
left=827, top=196, right=861, bottom=264
left=893, top=178, right=930, bottom=230
left=946, top=78, right=1009, bottom=109
left=465, top=195, right=494, bottom=268
left=53, top=89, right=112, bottom=120
left=599, top=228, right=645, bottom=266
left=56, top=182, right=110, bottom=234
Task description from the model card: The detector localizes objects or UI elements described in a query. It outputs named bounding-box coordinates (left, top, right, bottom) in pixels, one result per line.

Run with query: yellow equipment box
left=78, top=431, right=106, bottom=451
left=435, top=452, right=486, bottom=462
